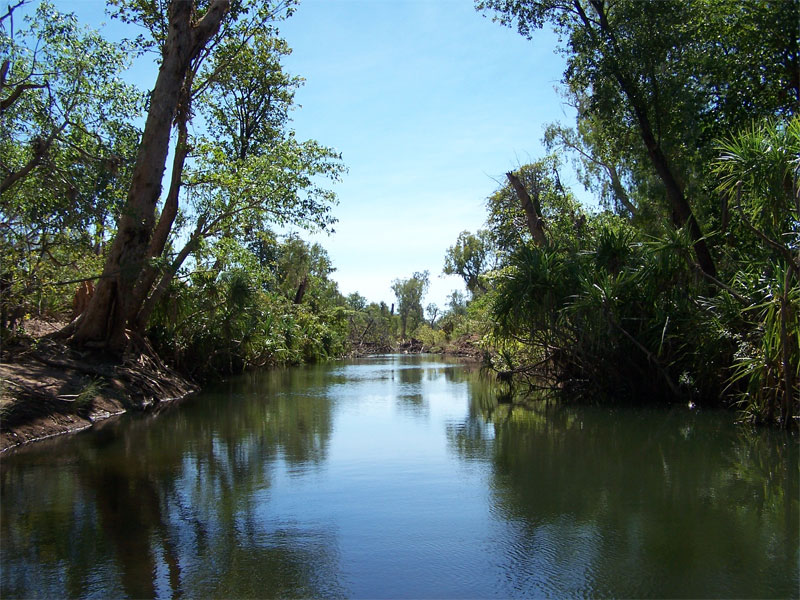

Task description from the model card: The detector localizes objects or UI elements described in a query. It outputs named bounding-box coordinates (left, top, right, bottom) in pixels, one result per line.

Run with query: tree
left=543, top=117, right=636, bottom=217
left=447, top=290, right=468, bottom=316
left=272, top=234, right=338, bottom=308
left=72, top=0, right=235, bottom=350
left=66, top=0, right=343, bottom=352
left=345, top=292, right=367, bottom=311
left=443, top=230, right=495, bottom=295
left=1, top=2, right=141, bottom=327
left=391, top=271, right=429, bottom=339
left=486, top=157, right=582, bottom=253
left=425, top=303, right=439, bottom=327
left=128, top=14, right=341, bottom=334
left=478, top=0, right=799, bottom=279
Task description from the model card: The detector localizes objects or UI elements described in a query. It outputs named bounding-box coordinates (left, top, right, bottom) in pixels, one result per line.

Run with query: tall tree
left=477, top=0, right=798, bottom=278
left=72, top=0, right=233, bottom=349
left=129, top=23, right=342, bottom=332
left=391, top=271, right=430, bottom=339
left=64, top=0, right=342, bottom=352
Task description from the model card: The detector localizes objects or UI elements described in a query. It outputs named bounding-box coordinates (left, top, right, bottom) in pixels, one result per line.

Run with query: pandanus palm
left=712, top=117, right=800, bottom=428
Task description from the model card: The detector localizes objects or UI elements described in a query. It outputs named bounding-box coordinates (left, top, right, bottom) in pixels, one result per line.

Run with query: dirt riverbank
left=0, top=321, right=196, bottom=452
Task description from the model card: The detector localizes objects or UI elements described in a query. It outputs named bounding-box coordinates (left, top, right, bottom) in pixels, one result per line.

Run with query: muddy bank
left=0, top=328, right=196, bottom=453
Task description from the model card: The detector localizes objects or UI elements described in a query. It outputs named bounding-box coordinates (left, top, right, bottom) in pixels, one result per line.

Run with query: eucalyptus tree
left=67, top=0, right=343, bottom=351
left=391, top=271, right=430, bottom=340
left=68, top=0, right=234, bottom=349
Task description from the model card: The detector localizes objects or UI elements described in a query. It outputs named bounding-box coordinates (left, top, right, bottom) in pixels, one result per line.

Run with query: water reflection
left=0, top=368, right=344, bottom=599
left=1, top=355, right=797, bottom=599
left=449, top=396, right=799, bottom=598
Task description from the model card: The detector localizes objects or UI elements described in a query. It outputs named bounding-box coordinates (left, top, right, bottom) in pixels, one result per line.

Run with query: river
left=1, top=354, right=797, bottom=598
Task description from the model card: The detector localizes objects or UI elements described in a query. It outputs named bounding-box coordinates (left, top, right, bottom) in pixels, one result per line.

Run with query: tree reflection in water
left=0, top=365, right=345, bottom=599
left=1, top=357, right=796, bottom=599
left=448, top=386, right=799, bottom=599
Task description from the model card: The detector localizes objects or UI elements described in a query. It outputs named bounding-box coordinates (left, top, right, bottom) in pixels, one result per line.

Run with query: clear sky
left=55, top=0, right=580, bottom=309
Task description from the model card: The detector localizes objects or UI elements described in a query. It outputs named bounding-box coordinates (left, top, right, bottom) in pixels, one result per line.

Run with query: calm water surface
left=1, top=354, right=797, bottom=598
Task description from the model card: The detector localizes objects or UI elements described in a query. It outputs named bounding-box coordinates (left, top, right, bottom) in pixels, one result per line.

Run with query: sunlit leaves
left=0, top=1, right=141, bottom=321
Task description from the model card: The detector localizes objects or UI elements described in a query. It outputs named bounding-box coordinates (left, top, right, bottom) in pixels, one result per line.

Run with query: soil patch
left=1, top=320, right=196, bottom=452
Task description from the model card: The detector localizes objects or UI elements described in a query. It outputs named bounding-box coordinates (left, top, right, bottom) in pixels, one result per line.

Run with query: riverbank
left=0, top=322, right=196, bottom=452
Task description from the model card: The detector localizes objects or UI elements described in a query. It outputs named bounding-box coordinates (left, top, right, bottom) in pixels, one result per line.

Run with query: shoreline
left=0, top=332, right=197, bottom=453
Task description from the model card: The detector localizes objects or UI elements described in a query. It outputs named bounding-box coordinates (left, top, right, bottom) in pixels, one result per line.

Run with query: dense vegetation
left=0, top=0, right=465, bottom=380
left=1, top=0, right=796, bottom=427
left=444, top=0, right=798, bottom=427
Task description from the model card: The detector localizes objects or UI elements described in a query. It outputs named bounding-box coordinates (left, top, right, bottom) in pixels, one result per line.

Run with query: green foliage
left=463, top=115, right=798, bottom=425
left=148, top=236, right=349, bottom=380
left=346, top=301, right=395, bottom=350
left=443, top=230, right=495, bottom=295
left=470, top=0, right=798, bottom=426
left=710, top=117, right=800, bottom=424
left=410, top=323, right=448, bottom=351
left=75, top=378, right=104, bottom=411
left=391, top=271, right=430, bottom=339
left=1, top=1, right=352, bottom=380
left=1, top=2, right=141, bottom=328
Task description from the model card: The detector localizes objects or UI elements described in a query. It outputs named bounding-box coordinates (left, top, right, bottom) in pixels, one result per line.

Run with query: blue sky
left=278, top=0, right=579, bottom=308
left=55, top=0, right=580, bottom=309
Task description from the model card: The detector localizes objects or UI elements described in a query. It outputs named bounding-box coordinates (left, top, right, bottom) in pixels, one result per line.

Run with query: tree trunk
left=293, top=275, right=308, bottom=304
left=579, top=0, right=716, bottom=278
left=126, top=86, right=192, bottom=331
left=72, top=0, right=230, bottom=351
left=132, top=232, right=200, bottom=333
left=624, top=96, right=717, bottom=278
left=507, top=171, right=547, bottom=246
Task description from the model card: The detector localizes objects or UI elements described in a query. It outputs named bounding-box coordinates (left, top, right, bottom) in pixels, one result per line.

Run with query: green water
left=1, top=354, right=797, bottom=598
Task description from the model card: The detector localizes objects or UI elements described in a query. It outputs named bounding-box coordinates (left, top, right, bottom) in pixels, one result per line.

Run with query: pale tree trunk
left=126, top=78, right=193, bottom=331
left=72, top=0, right=230, bottom=351
left=506, top=171, right=547, bottom=247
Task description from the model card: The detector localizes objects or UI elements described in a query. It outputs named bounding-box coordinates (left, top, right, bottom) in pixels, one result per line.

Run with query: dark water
left=1, top=354, right=797, bottom=599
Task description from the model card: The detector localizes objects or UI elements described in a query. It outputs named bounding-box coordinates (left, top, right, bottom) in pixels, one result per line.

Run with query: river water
left=1, top=354, right=797, bottom=598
